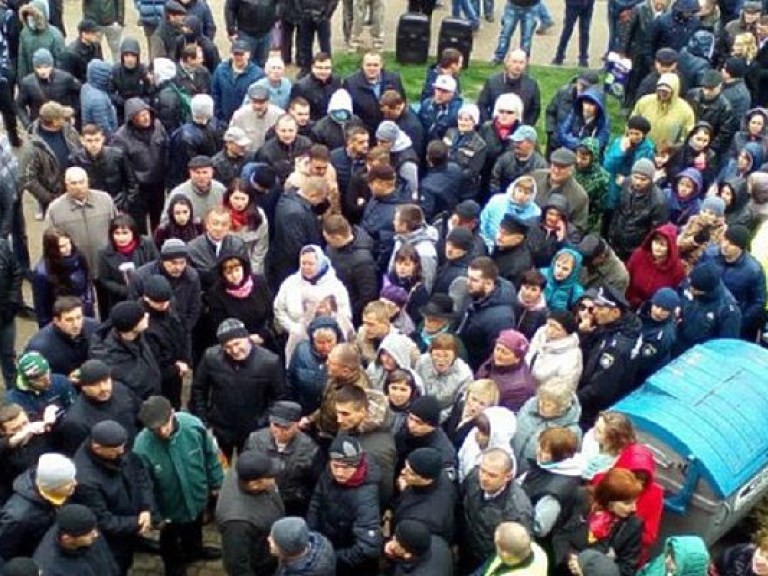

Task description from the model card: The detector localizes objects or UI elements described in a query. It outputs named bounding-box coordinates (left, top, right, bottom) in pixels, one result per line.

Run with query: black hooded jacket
left=111, top=38, right=152, bottom=123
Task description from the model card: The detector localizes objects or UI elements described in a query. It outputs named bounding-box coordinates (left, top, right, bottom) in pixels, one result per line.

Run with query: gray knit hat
left=631, top=158, right=655, bottom=180
left=271, top=517, right=309, bottom=556
left=32, top=48, right=53, bottom=67
left=216, top=318, right=249, bottom=344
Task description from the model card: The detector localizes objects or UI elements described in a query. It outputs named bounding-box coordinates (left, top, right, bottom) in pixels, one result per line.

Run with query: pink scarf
left=225, top=275, right=254, bottom=299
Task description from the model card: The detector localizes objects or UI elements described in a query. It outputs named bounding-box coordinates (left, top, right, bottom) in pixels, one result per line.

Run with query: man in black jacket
left=186, top=206, right=248, bottom=290
left=90, top=301, right=161, bottom=402
left=393, top=447, right=456, bottom=542
left=385, top=519, right=454, bottom=576
left=59, top=19, right=103, bottom=83
left=112, top=98, right=169, bottom=230
left=224, top=0, right=277, bottom=67
left=33, top=503, right=120, bottom=576
left=686, top=70, right=738, bottom=155
left=477, top=49, right=541, bottom=126
left=0, top=237, right=21, bottom=387
left=191, top=318, right=284, bottom=459
left=295, top=0, right=336, bottom=75
left=460, top=448, right=533, bottom=573
left=271, top=176, right=328, bottom=286
left=215, top=448, right=285, bottom=576
left=343, top=51, right=405, bottom=137
left=212, top=126, right=255, bottom=187
left=15, top=49, right=81, bottom=126
left=25, top=296, right=99, bottom=378
left=55, top=360, right=140, bottom=456
left=245, top=401, right=324, bottom=517
left=291, top=52, right=342, bottom=120
left=0, top=453, right=77, bottom=562
left=307, top=434, right=382, bottom=576
left=395, top=396, right=457, bottom=481
left=330, top=125, right=369, bottom=217
left=111, top=38, right=152, bottom=125
left=258, top=114, right=313, bottom=184
left=323, top=213, right=378, bottom=324
left=70, top=123, right=140, bottom=223
left=72, top=420, right=155, bottom=574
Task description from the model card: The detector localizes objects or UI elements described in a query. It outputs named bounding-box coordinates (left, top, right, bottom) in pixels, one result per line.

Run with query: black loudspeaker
left=396, top=12, right=431, bottom=64
left=437, top=17, right=473, bottom=67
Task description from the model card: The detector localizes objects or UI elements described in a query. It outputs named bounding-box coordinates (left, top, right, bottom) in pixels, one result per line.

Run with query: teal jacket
left=638, top=536, right=710, bottom=576
left=540, top=247, right=585, bottom=312
left=134, top=411, right=224, bottom=523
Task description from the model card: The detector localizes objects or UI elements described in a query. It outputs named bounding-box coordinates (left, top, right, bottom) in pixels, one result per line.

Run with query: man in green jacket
left=133, top=395, right=224, bottom=576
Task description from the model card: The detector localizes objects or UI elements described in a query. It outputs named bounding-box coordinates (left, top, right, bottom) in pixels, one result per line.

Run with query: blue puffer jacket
left=211, top=59, right=264, bottom=121
left=603, top=135, right=656, bottom=210
left=558, top=88, right=611, bottom=154
left=676, top=277, right=742, bottom=354
left=134, top=0, right=167, bottom=27
left=287, top=316, right=345, bottom=415
left=702, top=247, right=766, bottom=331
left=81, top=59, right=118, bottom=137
left=361, top=185, right=411, bottom=273
left=418, top=94, right=464, bottom=142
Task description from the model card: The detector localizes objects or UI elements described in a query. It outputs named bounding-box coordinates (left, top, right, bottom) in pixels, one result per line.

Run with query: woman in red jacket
left=626, top=223, right=686, bottom=309
left=613, top=443, right=665, bottom=567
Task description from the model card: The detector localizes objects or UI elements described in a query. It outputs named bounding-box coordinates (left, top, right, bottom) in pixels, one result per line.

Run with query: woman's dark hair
left=108, top=214, right=139, bottom=249
left=224, top=178, right=263, bottom=229
left=42, top=226, right=89, bottom=295
left=384, top=368, right=418, bottom=399
left=166, top=194, right=195, bottom=225
left=159, top=194, right=201, bottom=244
left=393, top=243, right=423, bottom=281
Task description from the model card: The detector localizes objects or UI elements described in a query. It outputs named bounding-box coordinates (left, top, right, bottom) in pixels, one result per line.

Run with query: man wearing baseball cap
left=211, top=40, right=264, bottom=123
left=6, top=351, right=75, bottom=422
left=418, top=74, right=462, bottom=142
left=244, top=401, right=323, bottom=516
left=489, top=125, right=547, bottom=196
left=211, top=126, right=255, bottom=186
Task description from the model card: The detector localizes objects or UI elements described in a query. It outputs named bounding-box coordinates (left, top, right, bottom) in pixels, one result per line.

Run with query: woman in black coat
left=206, top=252, right=276, bottom=353
left=97, top=214, right=158, bottom=314
left=552, top=467, right=644, bottom=576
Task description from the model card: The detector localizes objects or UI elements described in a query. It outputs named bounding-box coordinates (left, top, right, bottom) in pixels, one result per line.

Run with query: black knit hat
left=446, top=227, right=474, bottom=252
left=144, top=275, right=173, bottom=302
left=91, top=420, right=128, bottom=447
left=725, top=224, right=750, bottom=250
left=408, top=395, right=441, bottom=428
left=236, top=450, right=280, bottom=480
left=724, top=57, right=748, bottom=79
left=57, top=504, right=97, bottom=536
left=407, top=447, right=443, bottom=480
left=110, top=300, right=145, bottom=332
left=78, top=359, right=111, bottom=386
left=395, top=519, right=432, bottom=557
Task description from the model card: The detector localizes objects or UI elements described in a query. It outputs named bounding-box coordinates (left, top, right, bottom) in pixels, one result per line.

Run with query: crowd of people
left=0, top=0, right=767, bottom=574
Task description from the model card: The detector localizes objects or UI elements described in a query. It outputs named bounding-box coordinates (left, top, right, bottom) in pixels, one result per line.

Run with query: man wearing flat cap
left=307, top=434, right=382, bottom=576
left=133, top=395, right=224, bottom=574
left=531, top=148, right=590, bottom=234
left=33, top=503, right=119, bottom=575
left=72, top=420, right=155, bottom=573
left=215, top=449, right=285, bottom=576
left=577, top=284, right=643, bottom=428
left=163, top=155, right=226, bottom=225
left=55, top=359, right=140, bottom=455
left=230, top=83, right=284, bottom=152
left=687, top=69, right=737, bottom=154
left=245, top=401, right=323, bottom=517
left=190, top=317, right=284, bottom=460
left=211, top=126, right=256, bottom=186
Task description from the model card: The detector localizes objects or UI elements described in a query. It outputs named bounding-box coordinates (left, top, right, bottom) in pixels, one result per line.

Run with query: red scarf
left=342, top=455, right=369, bottom=488
left=588, top=509, right=618, bottom=542
left=494, top=119, right=514, bottom=141
left=229, top=208, right=249, bottom=231
left=116, top=238, right=138, bottom=255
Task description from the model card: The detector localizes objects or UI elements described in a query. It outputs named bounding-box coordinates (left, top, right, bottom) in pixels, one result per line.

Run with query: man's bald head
left=495, top=522, right=531, bottom=561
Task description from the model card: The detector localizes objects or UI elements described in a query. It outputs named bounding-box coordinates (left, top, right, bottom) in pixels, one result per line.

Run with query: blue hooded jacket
left=540, top=247, right=585, bottom=312
left=558, top=88, right=611, bottom=153
left=81, top=59, right=118, bottom=137
left=665, top=167, right=703, bottom=227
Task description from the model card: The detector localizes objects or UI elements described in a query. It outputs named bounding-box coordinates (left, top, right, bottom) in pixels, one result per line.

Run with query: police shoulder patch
left=599, top=353, right=614, bottom=369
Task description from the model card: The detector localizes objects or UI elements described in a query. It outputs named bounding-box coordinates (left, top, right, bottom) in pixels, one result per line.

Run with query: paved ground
left=7, top=1, right=611, bottom=573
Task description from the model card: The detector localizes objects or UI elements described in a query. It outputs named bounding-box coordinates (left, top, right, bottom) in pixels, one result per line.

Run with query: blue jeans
left=0, top=319, right=15, bottom=388
left=298, top=19, right=331, bottom=70
left=555, top=2, right=594, bottom=61
left=494, top=3, right=537, bottom=58
left=471, top=0, right=494, bottom=18
left=452, top=0, right=479, bottom=27
left=535, top=1, right=554, bottom=27
left=238, top=31, right=272, bottom=68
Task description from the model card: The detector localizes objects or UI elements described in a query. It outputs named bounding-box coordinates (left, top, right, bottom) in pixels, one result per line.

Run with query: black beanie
left=407, top=447, right=443, bottom=480
left=725, top=224, right=750, bottom=250
left=57, top=504, right=97, bottom=536
left=724, top=57, right=748, bottom=79
left=110, top=300, right=145, bottom=332
left=395, top=519, right=432, bottom=557
left=408, top=395, right=441, bottom=428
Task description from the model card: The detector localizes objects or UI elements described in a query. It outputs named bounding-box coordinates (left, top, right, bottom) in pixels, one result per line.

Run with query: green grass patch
left=331, top=52, right=626, bottom=141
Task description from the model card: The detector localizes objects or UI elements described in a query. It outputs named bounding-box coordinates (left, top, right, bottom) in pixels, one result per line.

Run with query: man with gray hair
left=44, top=166, right=116, bottom=276
left=461, top=448, right=533, bottom=573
